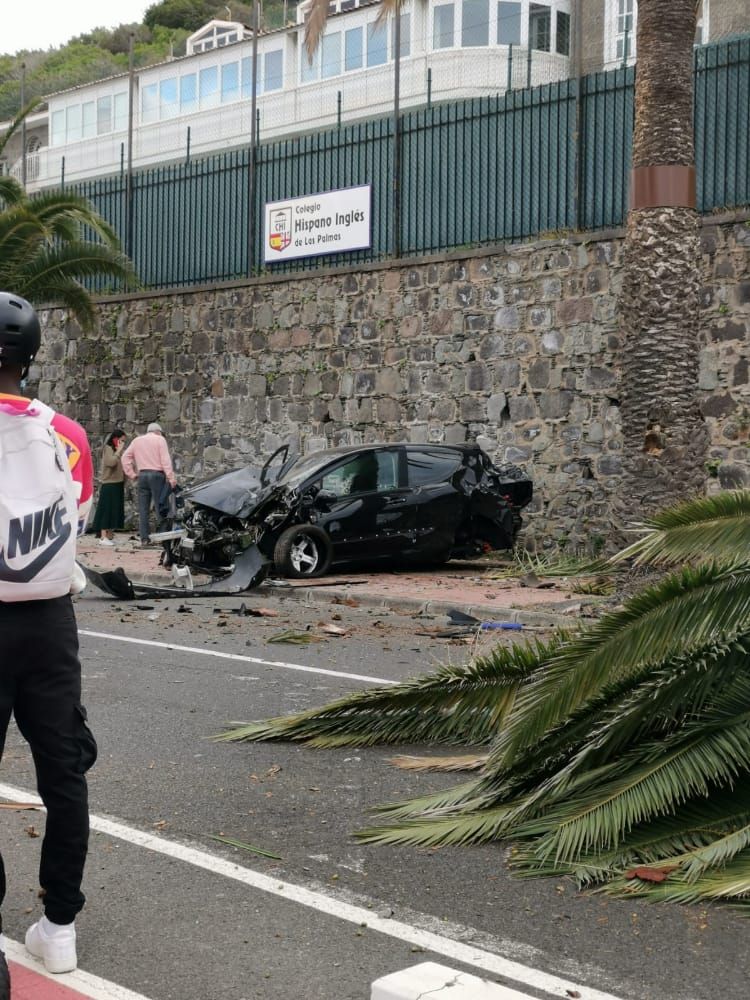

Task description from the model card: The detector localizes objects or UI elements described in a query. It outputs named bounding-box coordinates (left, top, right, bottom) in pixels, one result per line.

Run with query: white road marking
left=79, top=629, right=397, bottom=686
left=0, top=782, right=625, bottom=1000
left=4, top=938, right=154, bottom=1000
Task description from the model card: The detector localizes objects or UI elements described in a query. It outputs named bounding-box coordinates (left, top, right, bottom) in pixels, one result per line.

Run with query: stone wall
left=33, top=213, right=750, bottom=553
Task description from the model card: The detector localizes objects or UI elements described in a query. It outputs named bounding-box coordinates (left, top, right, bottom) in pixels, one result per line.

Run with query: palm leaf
left=389, top=753, right=488, bottom=772
left=489, top=564, right=750, bottom=770
left=521, top=705, right=750, bottom=863
left=357, top=803, right=522, bottom=848
left=613, top=491, right=750, bottom=566
left=215, top=636, right=560, bottom=748
left=603, top=848, right=750, bottom=904
left=478, top=634, right=750, bottom=805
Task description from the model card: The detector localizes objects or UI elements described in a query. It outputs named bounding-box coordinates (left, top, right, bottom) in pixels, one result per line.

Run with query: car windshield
left=277, top=451, right=349, bottom=488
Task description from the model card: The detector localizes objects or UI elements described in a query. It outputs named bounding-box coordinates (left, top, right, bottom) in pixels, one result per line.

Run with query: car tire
left=273, top=524, right=333, bottom=578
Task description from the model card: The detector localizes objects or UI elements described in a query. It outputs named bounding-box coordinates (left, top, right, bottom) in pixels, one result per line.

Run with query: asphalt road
left=0, top=591, right=745, bottom=1000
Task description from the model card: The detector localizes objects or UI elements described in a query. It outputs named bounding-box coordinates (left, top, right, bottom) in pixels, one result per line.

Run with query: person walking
left=0, top=292, right=97, bottom=975
left=91, top=429, right=126, bottom=546
left=121, top=422, right=177, bottom=545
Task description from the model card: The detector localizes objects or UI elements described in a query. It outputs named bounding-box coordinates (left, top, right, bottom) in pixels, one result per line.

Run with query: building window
left=221, top=62, right=239, bottom=101
left=497, top=1, right=521, bottom=44
left=345, top=26, right=363, bottom=70
left=367, top=22, right=388, bottom=66
left=615, top=0, right=634, bottom=61
left=462, top=0, right=488, bottom=46
left=141, top=84, right=158, bottom=124
left=97, top=95, right=112, bottom=134
left=433, top=3, right=455, bottom=48
left=51, top=110, right=65, bottom=146
left=392, top=14, right=411, bottom=58
left=556, top=10, right=570, bottom=54
left=180, top=73, right=197, bottom=111
left=66, top=105, right=82, bottom=142
left=529, top=3, right=551, bottom=51
left=300, top=47, right=319, bottom=83
left=82, top=101, right=96, bottom=139
left=160, top=77, right=178, bottom=117
left=695, top=0, right=708, bottom=44
left=264, top=49, right=283, bottom=91
left=321, top=32, right=342, bottom=78
left=199, top=66, right=219, bottom=108
left=114, top=93, right=128, bottom=132
left=242, top=57, right=261, bottom=96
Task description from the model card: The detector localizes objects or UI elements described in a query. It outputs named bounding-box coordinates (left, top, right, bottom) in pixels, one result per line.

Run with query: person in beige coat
left=91, top=429, right=126, bottom=545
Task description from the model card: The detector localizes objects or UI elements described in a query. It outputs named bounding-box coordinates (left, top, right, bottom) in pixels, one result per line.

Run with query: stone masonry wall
left=33, top=214, right=750, bottom=553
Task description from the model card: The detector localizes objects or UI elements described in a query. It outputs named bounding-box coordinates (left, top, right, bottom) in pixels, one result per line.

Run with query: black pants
left=0, top=595, right=97, bottom=928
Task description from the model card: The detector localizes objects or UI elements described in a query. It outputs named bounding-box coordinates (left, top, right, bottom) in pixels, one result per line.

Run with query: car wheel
left=273, top=524, right=333, bottom=578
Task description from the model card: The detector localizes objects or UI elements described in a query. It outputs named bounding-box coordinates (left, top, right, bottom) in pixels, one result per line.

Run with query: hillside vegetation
left=0, top=0, right=287, bottom=121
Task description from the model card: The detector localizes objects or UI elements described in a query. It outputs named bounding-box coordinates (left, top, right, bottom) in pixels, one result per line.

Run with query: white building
left=3, top=0, right=572, bottom=189
left=2, top=0, right=742, bottom=191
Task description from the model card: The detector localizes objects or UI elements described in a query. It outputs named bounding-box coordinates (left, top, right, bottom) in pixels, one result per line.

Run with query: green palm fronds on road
left=217, top=636, right=563, bottom=748
left=220, top=492, right=750, bottom=907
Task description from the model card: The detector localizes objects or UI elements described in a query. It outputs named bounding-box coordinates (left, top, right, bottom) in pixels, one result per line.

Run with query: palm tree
left=618, top=0, right=709, bottom=523
left=219, top=491, right=750, bottom=907
left=0, top=108, right=135, bottom=327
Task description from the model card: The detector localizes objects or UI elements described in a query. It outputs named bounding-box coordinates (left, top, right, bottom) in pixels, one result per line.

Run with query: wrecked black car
left=155, top=443, right=532, bottom=582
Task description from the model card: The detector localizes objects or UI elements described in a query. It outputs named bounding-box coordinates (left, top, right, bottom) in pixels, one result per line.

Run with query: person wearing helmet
left=0, top=292, right=96, bottom=975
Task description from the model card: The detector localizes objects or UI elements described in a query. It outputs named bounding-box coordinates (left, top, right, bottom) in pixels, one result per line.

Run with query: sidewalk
left=77, top=535, right=597, bottom=627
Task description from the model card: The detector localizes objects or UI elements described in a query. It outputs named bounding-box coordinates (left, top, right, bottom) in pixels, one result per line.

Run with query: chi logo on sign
left=268, top=208, right=292, bottom=253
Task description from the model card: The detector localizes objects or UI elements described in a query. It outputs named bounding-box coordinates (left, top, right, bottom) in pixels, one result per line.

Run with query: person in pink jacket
left=121, top=422, right=177, bottom=545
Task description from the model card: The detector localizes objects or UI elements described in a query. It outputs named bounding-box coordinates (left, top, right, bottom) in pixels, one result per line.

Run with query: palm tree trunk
left=618, top=0, right=708, bottom=529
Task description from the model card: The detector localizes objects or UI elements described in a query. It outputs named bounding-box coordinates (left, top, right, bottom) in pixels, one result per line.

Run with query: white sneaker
left=25, top=916, right=77, bottom=973
left=99, top=537, right=115, bottom=547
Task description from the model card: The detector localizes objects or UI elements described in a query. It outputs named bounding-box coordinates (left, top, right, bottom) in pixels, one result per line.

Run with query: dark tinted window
left=406, top=450, right=462, bottom=487
left=322, top=451, right=400, bottom=495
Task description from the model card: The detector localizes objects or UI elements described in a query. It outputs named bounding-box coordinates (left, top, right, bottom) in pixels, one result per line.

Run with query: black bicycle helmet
left=0, top=292, right=42, bottom=377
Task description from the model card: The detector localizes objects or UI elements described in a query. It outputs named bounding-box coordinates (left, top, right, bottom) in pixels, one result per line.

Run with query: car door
left=399, top=447, right=467, bottom=557
left=309, top=448, right=410, bottom=562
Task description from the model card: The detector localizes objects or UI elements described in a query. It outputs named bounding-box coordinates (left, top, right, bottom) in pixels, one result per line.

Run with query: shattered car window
left=322, top=451, right=399, bottom=496
left=279, top=452, right=340, bottom=488
left=406, top=450, right=462, bottom=487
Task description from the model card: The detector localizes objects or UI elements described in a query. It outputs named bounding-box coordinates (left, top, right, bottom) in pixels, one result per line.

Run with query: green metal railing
left=74, top=34, right=750, bottom=292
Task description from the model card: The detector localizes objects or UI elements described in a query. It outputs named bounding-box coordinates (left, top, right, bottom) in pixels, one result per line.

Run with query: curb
left=372, top=963, right=532, bottom=1000
left=263, top=581, right=575, bottom=629
left=92, top=568, right=576, bottom=629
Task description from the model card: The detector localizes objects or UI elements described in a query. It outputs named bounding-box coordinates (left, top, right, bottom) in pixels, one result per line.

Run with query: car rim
left=290, top=535, right=320, bottom=574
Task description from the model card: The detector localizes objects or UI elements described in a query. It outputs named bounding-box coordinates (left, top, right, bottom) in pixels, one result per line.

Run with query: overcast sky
left=2, top=1, right=151, bottom=56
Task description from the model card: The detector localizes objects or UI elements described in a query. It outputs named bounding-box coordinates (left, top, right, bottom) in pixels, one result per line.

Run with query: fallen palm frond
left=389, top=754, right=489, bottom=772
left=485, top=548, right=614, bottom=580
left=215, top=636, right=562, bottom=748
left=614, top=491, right=750, bottom=567
left=267, top=630, right=325, bottom=644
left=220, top=491, right=750, bottom=906
left=208, top=835, right=283, bottom=860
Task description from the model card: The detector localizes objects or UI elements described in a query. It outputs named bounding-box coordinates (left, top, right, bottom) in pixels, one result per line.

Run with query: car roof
left=302, top=443, right=481, bottom=459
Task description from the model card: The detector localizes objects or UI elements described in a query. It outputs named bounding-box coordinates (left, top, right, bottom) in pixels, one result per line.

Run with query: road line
left=0, top=783, right=624, bottom=1000
left=79, top=629, right=397, bottom=686
left=5, top=940, right=154, bottom=1000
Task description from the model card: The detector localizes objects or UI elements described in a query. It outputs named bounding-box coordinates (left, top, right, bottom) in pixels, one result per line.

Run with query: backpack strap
left=29, top=399, right=55, bottom=427
left=29, top=398, right=79, bottom=496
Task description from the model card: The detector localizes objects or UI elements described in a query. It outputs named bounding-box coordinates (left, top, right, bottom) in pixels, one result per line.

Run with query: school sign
left=263, top=185, right=371, bottom=263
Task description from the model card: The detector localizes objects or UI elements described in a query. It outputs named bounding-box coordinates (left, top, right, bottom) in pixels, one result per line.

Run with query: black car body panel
left=159, top=443, right=532, bottom=581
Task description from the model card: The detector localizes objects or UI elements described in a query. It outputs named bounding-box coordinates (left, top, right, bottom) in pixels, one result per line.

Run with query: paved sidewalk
left=77, top=534, right=597, bottom=627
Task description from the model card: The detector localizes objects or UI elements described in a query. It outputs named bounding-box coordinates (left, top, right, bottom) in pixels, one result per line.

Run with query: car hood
left=183, top=466, right=280, bottom=519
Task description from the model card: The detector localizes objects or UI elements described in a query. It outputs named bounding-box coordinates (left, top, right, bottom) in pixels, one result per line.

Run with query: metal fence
left=73, top=34, right=750, bottom=292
